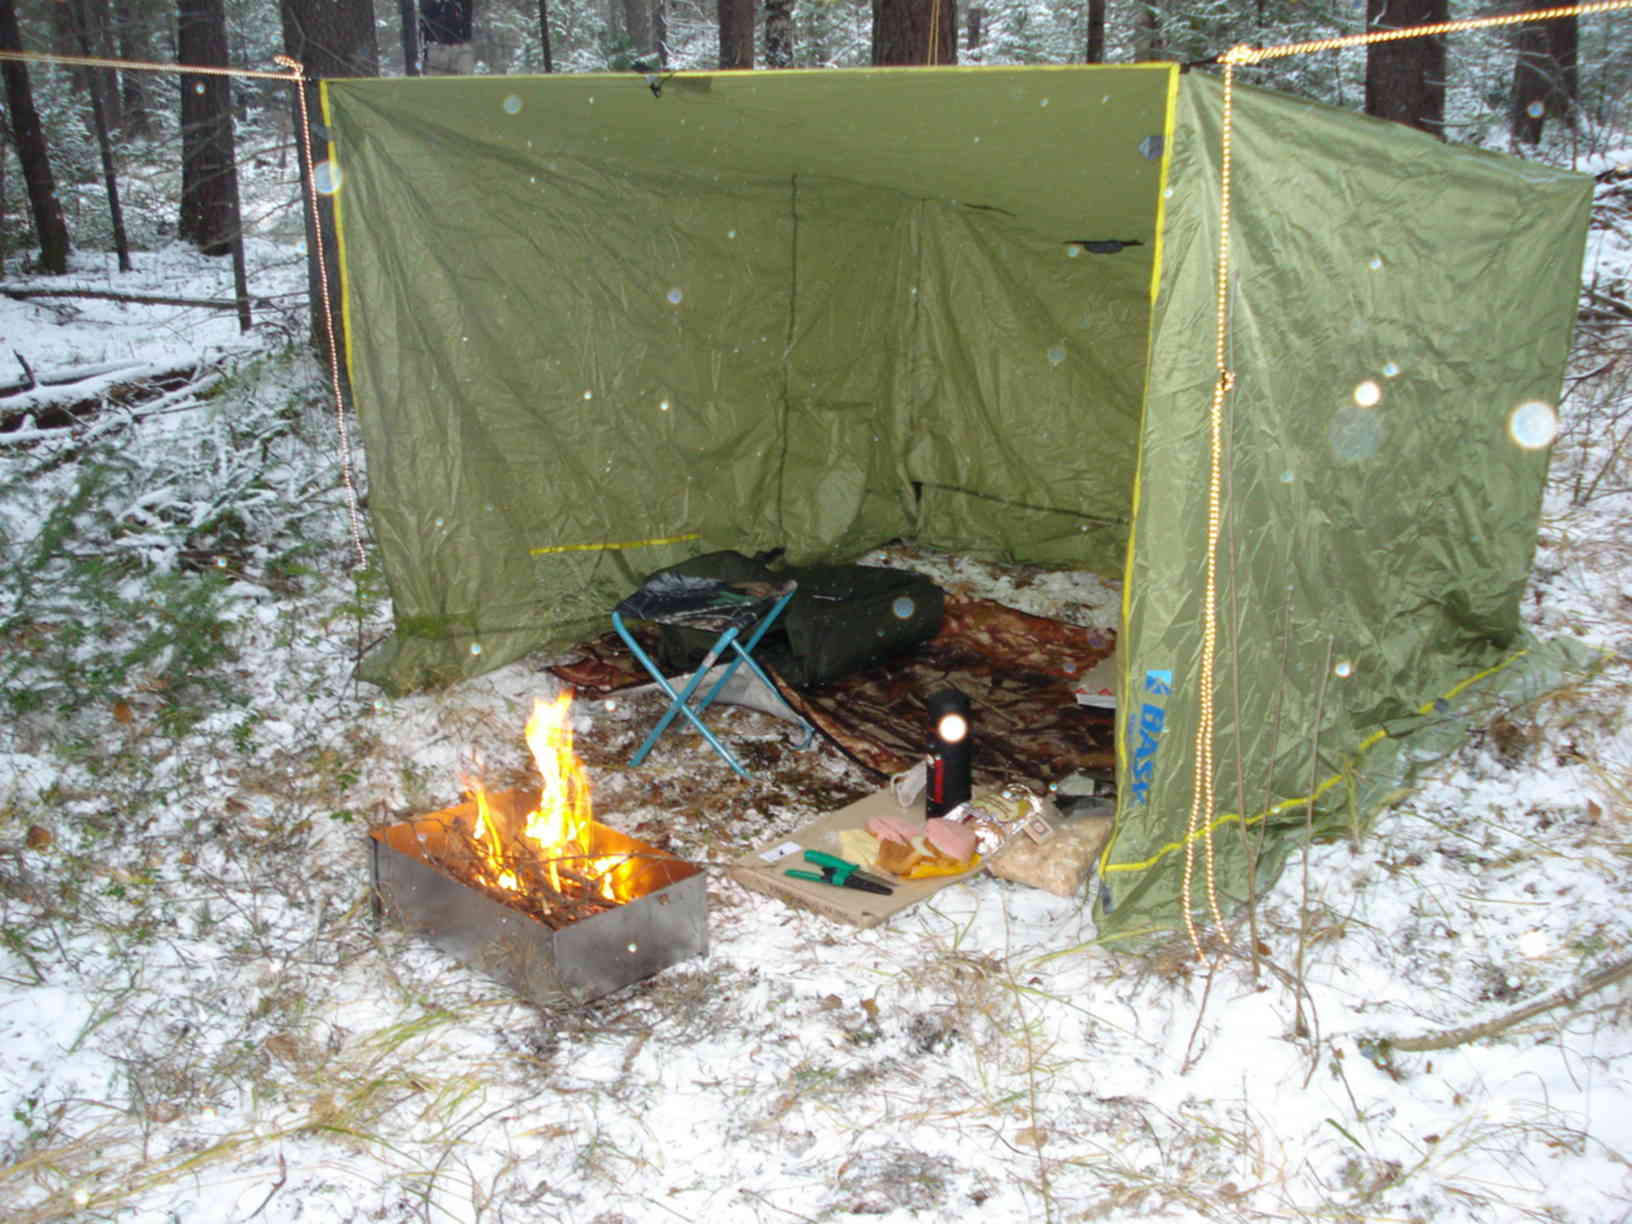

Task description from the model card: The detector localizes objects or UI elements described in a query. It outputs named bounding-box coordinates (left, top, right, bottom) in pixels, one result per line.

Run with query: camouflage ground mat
left=549, top=594, right=1118, bottom=789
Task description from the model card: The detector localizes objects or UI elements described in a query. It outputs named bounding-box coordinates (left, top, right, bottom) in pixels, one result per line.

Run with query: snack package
left=945, top=786, right=1060, bottom=856
left=985, top=802, right=1114, bottom=898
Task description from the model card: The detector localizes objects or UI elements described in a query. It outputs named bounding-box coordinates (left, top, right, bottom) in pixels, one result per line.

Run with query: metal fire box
left=370, top=788, right=708, bottom=1006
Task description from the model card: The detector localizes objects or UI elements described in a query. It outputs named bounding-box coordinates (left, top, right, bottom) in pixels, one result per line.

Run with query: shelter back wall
left=325, top=70, right=1164, bottom=688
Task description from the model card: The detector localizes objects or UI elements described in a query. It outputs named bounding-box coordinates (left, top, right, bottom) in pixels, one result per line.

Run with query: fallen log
left=0, top=286, right=251, bottom=310
left=0, top=357, right=148, bottom=398
left=0, top=361, right=210, bottom=434
left=1377, top=953, right=1632, bottom=1054
left=0, top=362, right=220, bottom=437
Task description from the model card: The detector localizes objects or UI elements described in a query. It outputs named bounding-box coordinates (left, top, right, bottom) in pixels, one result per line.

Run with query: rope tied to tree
left=277, top=54, right=369, bottom=570
left=0, top=47, right=305, bottom=79
left=1217, top=0, right=1632, bottom=66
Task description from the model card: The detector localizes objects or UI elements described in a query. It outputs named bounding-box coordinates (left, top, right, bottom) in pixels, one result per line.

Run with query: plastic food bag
left=985, top=802, right=1114, bottom=898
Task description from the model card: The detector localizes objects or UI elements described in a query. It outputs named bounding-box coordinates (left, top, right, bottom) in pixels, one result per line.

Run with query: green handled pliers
left=785, top=849, right=895, bottom=896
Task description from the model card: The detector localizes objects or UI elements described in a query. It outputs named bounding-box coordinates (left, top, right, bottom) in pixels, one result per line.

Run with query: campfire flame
left=465, top=691, right=643, bottom=906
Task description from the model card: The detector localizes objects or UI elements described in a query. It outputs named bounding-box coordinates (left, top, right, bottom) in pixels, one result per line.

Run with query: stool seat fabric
left=614, top=575, right=796, bottom=633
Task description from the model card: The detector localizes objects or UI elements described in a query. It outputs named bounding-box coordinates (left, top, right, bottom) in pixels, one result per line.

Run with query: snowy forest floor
left=2, top=164, right=1632, bottom=1223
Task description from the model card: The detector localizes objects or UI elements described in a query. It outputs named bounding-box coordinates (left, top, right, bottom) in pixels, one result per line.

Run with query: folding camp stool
left=611, top=575, right=815, bottom=779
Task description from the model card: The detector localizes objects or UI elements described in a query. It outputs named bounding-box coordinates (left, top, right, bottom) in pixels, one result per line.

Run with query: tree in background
left=422, top=0, right=477, bottom=72
left=177, top=0, right=239, bottom=255
left=399, top=0, right=422, bottom=74
left=117, top=0, right=157, bottom=137
left=0, top=0, right=71, bottom=274
left=623, top=0, right=654, bottom=56
left=280, top=0, right=379, bottom=354
left=1511, top=14, right=1577, bottom=145
left=1364, top=0, right=1446, bottom=138
left=765, top=0, right=792, bottom=66
left=56, top=0, right=123, bottom=131
left=872, top=0, right=955, bottom=64
left=69, top=0, right=131, bottom=270
left=1085, top=0, right=1104, bottom=62
left=719, top=0, right=753, bottom=67
left=1133, top=0, right=1162, bottom=61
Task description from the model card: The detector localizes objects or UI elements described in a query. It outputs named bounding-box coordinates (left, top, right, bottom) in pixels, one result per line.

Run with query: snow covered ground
left=1, top=156, right=1630, bottom=1224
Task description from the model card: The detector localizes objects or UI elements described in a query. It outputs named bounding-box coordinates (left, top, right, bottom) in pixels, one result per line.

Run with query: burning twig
left=437, top=818, right=616, bottom=931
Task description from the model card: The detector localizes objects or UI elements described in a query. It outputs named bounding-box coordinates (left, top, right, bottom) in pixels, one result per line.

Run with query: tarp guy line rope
left=1218, top=0, right=1632, bottom=65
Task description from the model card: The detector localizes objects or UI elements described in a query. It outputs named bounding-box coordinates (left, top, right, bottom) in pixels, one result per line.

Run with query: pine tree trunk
left=86, top=0, right=122, bottom=131
left=1, top=142, right=8, bottom=275
left=965, top=5, right=981, bottom=53
left=1133, top=0, right=1162, bottom=62
left=116, top=0, right=152, bottom=136
left=623, top=0, right=653, bottom=53
left=0, top=0, right=71, bottom=274
left=280, top=0, right=380, bottom=358
left=177, top=0, right=236, bottom=255
left=718, top=0, right=754, bottom=68
left=1511, top=15, right=1577, bottom=145
left=1085, top=0, right=1104, bottom=63
left=764, top=0, right=792, bottom=66
left=1364, top=0, right=1447, bottom=139
left=539, top=0, right=555, bottom=70
left=400, top=0, right=422, bottom=73
left=871, top=0, right=956, bottom=65
left=44, top=0, right=81, bottom=84
left=68, top=0, right=131, bottom=271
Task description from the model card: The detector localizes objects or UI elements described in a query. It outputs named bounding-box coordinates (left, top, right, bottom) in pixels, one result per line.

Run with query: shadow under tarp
left=551, top=594, right=1118, bottom=786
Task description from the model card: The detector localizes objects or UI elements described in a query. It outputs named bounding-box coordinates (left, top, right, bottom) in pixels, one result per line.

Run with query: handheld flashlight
left=925, top=689, right=972, bottom=819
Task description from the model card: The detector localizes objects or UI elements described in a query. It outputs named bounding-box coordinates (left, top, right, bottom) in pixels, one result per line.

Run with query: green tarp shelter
left=322, top=64, right=1592, bottom=936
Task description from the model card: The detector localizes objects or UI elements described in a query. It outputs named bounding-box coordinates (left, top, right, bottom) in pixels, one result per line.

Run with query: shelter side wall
left=1105, top=74, right=1593, bottom=933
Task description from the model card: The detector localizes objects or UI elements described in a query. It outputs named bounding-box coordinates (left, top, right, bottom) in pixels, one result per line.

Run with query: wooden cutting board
left=729, top=786, right=987, bottom=929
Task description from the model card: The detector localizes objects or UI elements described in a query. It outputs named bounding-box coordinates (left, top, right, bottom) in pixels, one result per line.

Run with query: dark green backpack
left=639, top=551, right=944, bottom=689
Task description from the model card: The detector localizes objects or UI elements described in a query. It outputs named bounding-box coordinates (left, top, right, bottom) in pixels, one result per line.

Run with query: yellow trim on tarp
left=1103, top=63, right=1181, bottom=880
left=1146, top=65, right=1180, bottom=312
left=529, top=532, right=700, bottom=556
left=318, top=82, right=359, bottom=407
left=1102, top=646, right=1535, bottom=876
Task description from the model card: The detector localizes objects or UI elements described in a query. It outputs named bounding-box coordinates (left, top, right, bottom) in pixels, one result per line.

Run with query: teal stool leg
left=613, top=613, right=753, bottom=778
left=686, top=588, right=796, bottom=720
left=611, top=587, right=812, bottom=777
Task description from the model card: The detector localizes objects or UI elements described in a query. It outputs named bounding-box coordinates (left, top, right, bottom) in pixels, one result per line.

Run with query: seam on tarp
left=775, top=173, right=800, bottom=542
left=370, top=62, right=1182, bottom=86
left=906, top=201, right=927, bottom=536
left=914, top=483, right=1127, bottom=526
left=1101, top=645, right=1537, bottom=876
